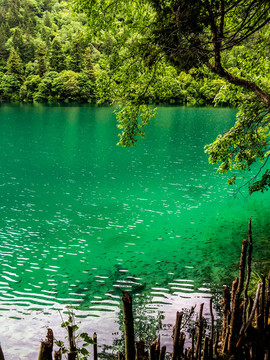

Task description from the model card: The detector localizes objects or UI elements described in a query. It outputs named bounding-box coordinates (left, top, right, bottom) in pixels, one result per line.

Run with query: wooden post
left=242, top=219, right=253, bottom=331
left=209, top=298, right=214, bottom=360
left=179, top=332, right=185, bottom=358
left=54, top=350, right=61, bottom=360
left=93, top=332, right=98, bottom=360
left=202, top=337, right=208, bottom=360
left=195, top=303, right=204, bottom=360
left=228, top=239, right=248, bottom=354
left=67, top=325, right=76, bottom=360
left=222, top=286, right=230, bottom=342
left=172, top=311, right=183, bottom=360
left=38, top=328, right=53, bottom=360
left=236, top=282, right=262, bottom=349
left=150, top=340, right=156, bottom=360
left=136, top=340, right=145, bottom=360
left=214, top=329, right=219, bottom=358
left=67, top=353, right=76, bottom=360
left=257, top=276, right=265, bottom=330
left=155, top=336, right=160, bottom=360
left=160, top=346, right=166, bottom=360
left=118, top=352, right=125, bottom=360
left=191, top=328, right=195, bottom=360
left=122, top=291, right=135, bottom=360
left=265, top=270, right=270, bottom=330
left=0, top=345, right=5, bottom=360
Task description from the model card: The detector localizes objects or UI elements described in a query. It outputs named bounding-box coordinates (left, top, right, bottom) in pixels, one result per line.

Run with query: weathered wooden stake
left=67, top=325, right=76, bottom=360
left=160, top=346, right=166, bottom=360
left=265, top=270, right=270, bottom=330
left=150, top=340, right=156, bottom=360
left=93, top=332, right=98, bottom=360
left=242, top=219, right=253, bottom=331
left=0, top=345, right=5, bottom=360
left=54, top=350, right=61, bottom=360
left=195, top=303, right=204, bottom=360
left=122, top=291, right=135, bottom=360
left=191, top=328, right=195, bottom=360
left=172, top=311, right=183, bottom=360
left=136, top=340, right=145, bottom=360
left=38, top=328, right=53, bottom=360
left=118, top=352, right=125, bottom=360
left=202, top=337, right=208, bottom=360
left=179, top=332, right=185, bottom=358
left=214, top=329, right=219, bottom=358
left=155, top=336, right=160, bottom=360
left=228, top=239, right=248, bottom=354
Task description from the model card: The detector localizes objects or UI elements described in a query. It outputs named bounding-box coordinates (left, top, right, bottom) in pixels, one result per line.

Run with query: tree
left=7, top=47, right=24, bottom=83
left=35, top=43, right=48, bottom=76
left=72, top=0, right=270, bottom=194
left=67, top=37, right=83, bottom=72
left=82, top=47, right=96, bottom=80
left=49, top=37, right=66, bottom=72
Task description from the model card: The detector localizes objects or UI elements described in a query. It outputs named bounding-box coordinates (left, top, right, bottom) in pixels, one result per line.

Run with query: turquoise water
left=0, top=104, right=269, bottom=358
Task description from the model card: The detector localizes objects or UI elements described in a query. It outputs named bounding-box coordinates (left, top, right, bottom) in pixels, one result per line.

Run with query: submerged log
left=122, top=291, right=135, bottom=360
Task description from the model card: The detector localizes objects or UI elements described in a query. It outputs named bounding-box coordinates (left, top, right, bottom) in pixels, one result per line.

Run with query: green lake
left=0, top=104, right=269, bottom=358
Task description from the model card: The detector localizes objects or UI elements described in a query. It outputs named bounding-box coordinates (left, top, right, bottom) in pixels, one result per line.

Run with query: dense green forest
left=0, top=0, right=241, bottom=104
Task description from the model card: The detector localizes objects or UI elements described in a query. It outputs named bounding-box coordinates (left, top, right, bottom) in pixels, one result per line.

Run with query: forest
left=0, top=0, right=264, bottom=105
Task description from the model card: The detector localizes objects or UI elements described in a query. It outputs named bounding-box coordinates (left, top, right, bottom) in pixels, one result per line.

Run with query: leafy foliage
left=54, top=307, right=95, bottom=359
left=71, top=0, right=270, bottom=193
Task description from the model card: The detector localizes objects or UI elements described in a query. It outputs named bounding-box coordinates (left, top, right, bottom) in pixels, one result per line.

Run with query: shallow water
left=0, top=104, right=269, bottom=359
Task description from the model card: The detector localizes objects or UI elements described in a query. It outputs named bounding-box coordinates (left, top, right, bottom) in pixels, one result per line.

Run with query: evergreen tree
left=68, top=38, right=83, bottom=72
left=42, top=0, right=53, bottom=12
left=6, top=0, right=21, bottom=28
left=7, top=47, right=24, bottom=82
left=11, top=28, right=25, bottom=58
left=35, top=43, right=48, bottom=76
left=22, top=33, right=35, bottom=63
left=43, top=11, right=52, bottom=28
left=49, top=37, right=66, bottom=72
left=0, top=29, right=8, bottom=66
left=83, top=47, right=96, bottom=80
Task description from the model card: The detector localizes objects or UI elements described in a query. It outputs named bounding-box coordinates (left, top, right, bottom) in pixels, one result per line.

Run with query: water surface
left=0, top=104, right=269, bottom=358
